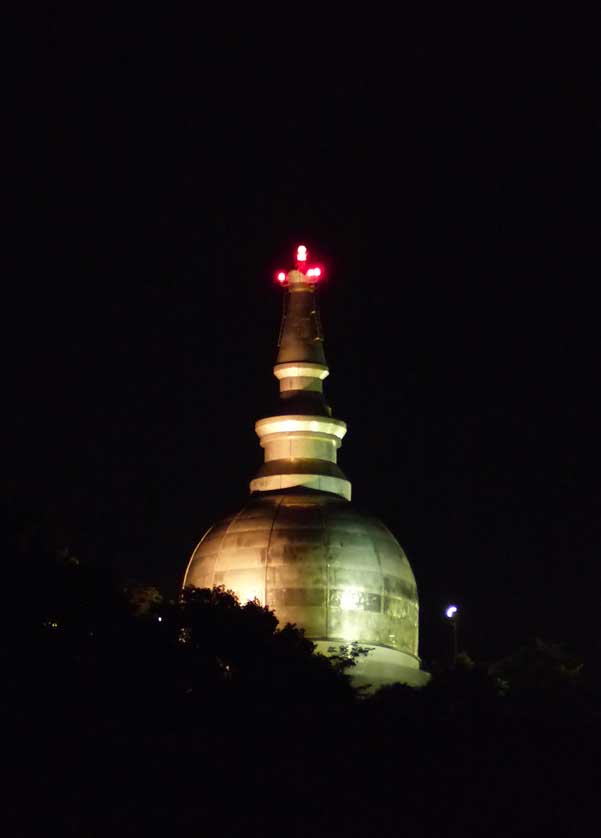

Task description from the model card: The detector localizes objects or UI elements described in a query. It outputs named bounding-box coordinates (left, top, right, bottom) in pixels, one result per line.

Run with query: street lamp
left=444, top=604, right=459, bottom=668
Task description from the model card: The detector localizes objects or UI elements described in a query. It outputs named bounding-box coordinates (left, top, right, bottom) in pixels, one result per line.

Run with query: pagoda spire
left=250, top=245, right=351, bottom=500
left=274, top=244, right=330, bottom=417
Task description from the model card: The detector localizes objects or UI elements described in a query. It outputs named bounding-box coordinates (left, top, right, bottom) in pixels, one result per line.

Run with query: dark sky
left=6, top=10, right=600, bottom=663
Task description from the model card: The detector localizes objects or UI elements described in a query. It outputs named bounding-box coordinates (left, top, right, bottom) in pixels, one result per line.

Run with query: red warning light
left=296, top=245, right=308, bottom=263
left=276, top=271, right=286, bottom=283
left=306, top=266, right=323, bottom=280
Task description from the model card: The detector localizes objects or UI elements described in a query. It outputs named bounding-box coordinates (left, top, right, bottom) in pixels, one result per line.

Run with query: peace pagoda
left=183, top=246, right=428, bottom=688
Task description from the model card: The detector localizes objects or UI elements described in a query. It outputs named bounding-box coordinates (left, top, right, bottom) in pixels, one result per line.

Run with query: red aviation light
left=275, top=246, right=324, bottom=284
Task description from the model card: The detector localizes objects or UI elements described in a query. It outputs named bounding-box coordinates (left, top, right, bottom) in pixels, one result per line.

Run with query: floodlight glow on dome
left=445, top=605, right=458, bottom=618
left=236, top=585, right=264, bottom=606
left=340, top=587, right=361, bottom=611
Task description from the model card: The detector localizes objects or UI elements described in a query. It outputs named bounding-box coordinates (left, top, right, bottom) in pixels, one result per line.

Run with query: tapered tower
left=184, top=246, right=427, bottom=688
left=250, top=246, right=350, bottom=500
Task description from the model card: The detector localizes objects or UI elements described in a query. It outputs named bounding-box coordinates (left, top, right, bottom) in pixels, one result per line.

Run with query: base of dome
left=312, top=640, right=430, bottom=691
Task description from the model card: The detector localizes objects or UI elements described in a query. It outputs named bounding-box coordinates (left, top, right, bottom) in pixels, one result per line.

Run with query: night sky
left=7, top=11, right=600, bottom=665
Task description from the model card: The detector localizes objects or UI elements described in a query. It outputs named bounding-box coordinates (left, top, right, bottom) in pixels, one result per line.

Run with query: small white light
left=445, top=605, right=458, bottom=618
left=157, top=616, right=163, bottom=622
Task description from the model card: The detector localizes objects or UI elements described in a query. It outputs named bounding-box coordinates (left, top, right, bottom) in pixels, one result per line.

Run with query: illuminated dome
left=184, top=491, right=424, bottom=685
left=183, top=245, right=428, bottom=688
